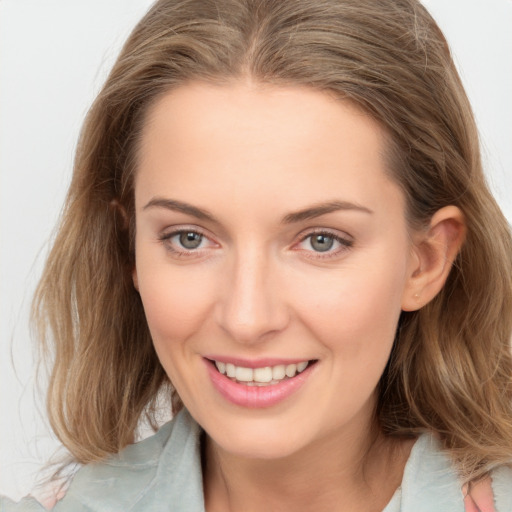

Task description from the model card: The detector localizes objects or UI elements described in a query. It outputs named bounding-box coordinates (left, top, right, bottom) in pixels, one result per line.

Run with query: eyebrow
left=281, top=200, right=373, bottom=224
left=143, top=197, right=216, bottom=222
left=143, top=197, right=373, bottom=224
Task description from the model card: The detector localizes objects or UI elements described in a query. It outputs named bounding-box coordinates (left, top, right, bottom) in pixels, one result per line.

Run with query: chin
left=214, top=430, right=304, bottom=460
left=200, top=411, right=322, bottom=461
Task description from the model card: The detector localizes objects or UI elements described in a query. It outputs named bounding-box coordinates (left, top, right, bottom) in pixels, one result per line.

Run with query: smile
left=205, top=358, right=316, bottom=408
left=213, top=360, right=310, bottom=386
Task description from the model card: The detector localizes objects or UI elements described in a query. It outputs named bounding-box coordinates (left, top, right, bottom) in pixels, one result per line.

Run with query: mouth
left=207, top=358, right=317, bottom=386
left=204, top=357, right=317, bottom=408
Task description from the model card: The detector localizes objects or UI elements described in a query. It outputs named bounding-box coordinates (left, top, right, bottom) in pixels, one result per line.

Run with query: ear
left=401, top=206, right=466, bottom=311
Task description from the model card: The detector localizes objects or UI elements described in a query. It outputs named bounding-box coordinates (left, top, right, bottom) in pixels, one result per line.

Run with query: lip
left=203, top=355, right=311, bottom=369
left=204, top=357, right=315, bottom=408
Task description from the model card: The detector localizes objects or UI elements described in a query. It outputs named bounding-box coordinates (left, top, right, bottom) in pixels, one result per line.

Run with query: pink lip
left=204, top=358, right=315, bottom=409
left=203, top=355, right=311, bottom=368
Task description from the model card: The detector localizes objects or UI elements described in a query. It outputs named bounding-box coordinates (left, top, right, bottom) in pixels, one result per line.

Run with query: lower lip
left=205, top=360, right=314, bottom=408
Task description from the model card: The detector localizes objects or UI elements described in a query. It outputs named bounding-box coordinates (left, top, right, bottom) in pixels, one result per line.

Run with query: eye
left=308, top=233, right=336, bottom=252
left=159, top=228, right=216, bottom=256
left=177, top=231, right=204, bottom=250
left=296, top=230, right=353, bottom=257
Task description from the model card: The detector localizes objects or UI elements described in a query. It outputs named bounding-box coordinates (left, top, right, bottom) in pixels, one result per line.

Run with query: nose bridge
left=217, top=241, right=287, bottom=343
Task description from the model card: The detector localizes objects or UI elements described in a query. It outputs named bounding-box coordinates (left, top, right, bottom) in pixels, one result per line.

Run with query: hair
left=33, top=0, right=512, bottom=482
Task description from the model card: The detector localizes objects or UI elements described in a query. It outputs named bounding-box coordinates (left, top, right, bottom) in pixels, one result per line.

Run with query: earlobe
left=402, top=206, right=466, bottom=311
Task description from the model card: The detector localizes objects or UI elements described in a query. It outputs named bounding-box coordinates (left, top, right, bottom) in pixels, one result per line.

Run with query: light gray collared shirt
left=2, top=409, right=512, bottom=511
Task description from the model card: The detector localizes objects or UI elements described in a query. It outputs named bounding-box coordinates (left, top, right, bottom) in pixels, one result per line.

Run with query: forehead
left=135, top=82, right=403, bottom=220
left=139, top=82, right=384, bottom=162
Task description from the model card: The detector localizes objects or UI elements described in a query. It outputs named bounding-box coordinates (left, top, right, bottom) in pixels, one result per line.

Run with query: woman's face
left=133, top=83, right=419, bottom=460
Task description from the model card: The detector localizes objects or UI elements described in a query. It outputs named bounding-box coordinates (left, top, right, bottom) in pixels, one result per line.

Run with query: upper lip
left=204, top=355, right=314, bottom=368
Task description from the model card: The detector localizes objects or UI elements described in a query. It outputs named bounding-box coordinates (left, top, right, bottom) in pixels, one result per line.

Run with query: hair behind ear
left=379, top=190, right=512, bottom=483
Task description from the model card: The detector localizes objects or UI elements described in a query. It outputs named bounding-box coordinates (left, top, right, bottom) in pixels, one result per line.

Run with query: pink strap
left=463, top=476, right=495, bottom=512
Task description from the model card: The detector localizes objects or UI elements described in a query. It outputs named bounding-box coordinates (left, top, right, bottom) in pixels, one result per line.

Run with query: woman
left=2, top=0, right=512, bottom=510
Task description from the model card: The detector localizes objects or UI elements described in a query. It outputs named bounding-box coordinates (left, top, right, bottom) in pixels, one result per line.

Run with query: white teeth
left=297, top=361, right=308, bottom=373
left=285, top=364, right=297, bottom=377
left=272, top=365, right=286, bottom=380
left=253, top=367, right=273, bottom=383
left=213, top=360, right=311, bottom=384
left=226, top=363, right=236, bottom=378
left=235, top=366, right=253, bottom=382
left=215, top=361, right=226, bottom=374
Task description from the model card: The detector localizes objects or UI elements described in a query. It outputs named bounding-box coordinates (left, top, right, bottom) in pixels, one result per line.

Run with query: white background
left=1, top=0, right=511, bottom=501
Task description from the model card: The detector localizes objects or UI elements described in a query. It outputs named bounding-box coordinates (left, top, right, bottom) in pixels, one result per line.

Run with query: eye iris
left=310, top=234, right=334, bottom=252
left=179, top=232, right=202, bottom=249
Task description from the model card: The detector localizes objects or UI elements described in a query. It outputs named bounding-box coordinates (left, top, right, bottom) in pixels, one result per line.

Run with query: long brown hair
left=33, top=0, right=512, bottom=481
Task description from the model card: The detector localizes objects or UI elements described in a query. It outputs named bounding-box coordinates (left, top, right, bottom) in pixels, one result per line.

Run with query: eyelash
left=158, top=228, right=353, bottom=259
left=158, top=228, right=214, bottom=258
left=294, top=229, right=353, bottom=260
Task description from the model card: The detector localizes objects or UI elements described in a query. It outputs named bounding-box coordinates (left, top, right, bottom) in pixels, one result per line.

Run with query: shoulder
left=51, top=422, right=173, bottom=510
left=393, top=433, right=465, bottom=511
left=397, top=433, right=512, bottom=512
left=490, top=464, right=512, bottom=512
left=0, top=496, right=46, bottom=512
left=0, top=418, right=179, bottom=512
left=49, top=408, right=204, bottom=511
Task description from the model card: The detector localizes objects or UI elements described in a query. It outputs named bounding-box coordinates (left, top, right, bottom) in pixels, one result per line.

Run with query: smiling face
left=133, top=82, right=419, bottom=460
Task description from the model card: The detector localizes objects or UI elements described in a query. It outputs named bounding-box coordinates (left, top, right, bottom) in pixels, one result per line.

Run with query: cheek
left=289, top=262, right=407, bottom=418
left=344, top=268, right=405, bottom=337
left=289, top=257, right=408, bottom=357
left=136, top=259, right=217, bottom=345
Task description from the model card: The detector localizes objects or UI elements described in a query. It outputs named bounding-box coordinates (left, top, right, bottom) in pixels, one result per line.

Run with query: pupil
left=311, top=234, right=334, bottom=252
left=179, top=232, right=202, bottom=249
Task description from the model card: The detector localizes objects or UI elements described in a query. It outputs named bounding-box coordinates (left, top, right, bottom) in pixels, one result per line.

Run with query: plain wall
left=1, top=0, right=511, bottom=500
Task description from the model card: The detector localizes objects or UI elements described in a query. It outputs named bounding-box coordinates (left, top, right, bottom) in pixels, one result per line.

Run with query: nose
left=216, top=246, right=289, bottom=344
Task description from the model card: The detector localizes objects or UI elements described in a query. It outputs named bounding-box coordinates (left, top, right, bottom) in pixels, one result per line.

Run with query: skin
left=133, top=82, right=465, bottom=512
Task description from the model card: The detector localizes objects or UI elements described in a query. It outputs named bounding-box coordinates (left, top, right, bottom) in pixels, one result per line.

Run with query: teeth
left=272, top=365, right=286, bottom=380
left=213, top=360, right=311, bottom=384
left=235, top=366, right=253, bottom=382
left=253, top=367, right=273, bottom=383
left=285, top=364, right=297, bottom=377
left=297, top=361, right=308, bottom=373
left=226, top=363, right=236, bottom=378
left=215, top=361, right=226, bottom=374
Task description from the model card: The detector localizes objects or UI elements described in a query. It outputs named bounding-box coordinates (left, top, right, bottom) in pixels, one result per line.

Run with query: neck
left=202, top=417, right=414, bottom=512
